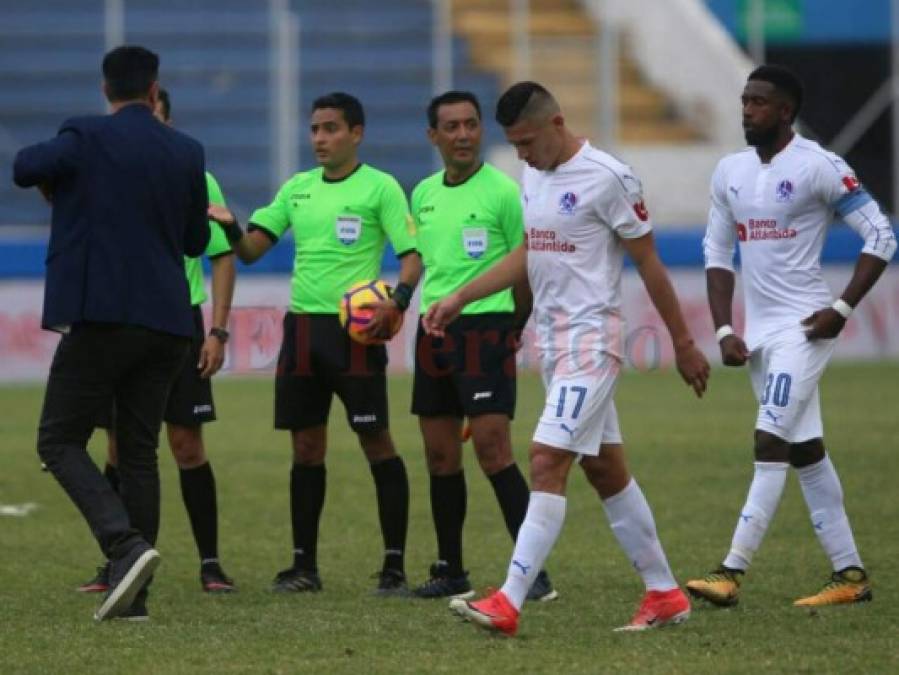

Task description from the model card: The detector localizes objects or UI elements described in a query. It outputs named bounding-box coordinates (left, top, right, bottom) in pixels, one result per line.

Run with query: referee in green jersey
left=78, top=90, right=237, bottom=609
left=409, top=91, right=555, bottom=601
left=208, top=92, right=422, bottom=595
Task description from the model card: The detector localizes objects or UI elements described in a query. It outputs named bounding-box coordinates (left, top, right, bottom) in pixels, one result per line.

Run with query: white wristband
left=832, top=299, right=853, bottom=319
left=715, top=324, right=735, bottom=342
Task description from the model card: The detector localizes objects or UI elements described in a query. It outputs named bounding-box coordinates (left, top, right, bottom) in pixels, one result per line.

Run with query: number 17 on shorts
left=532, top=353, right=622, bottom=456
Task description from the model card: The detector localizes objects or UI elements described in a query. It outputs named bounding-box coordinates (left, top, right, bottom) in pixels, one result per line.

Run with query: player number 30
left=761, top=372, right=792, bottom=407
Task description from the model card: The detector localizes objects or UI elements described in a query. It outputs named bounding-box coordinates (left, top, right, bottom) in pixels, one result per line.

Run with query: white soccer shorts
left=749, top=328, right=836, bottom=443
left=532, top=350, right=623, bottom=455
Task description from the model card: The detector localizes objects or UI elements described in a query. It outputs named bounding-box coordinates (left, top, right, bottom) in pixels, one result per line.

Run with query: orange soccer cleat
left=615, top=587, right=691, bottom=632
left=449, top=589, right=520, bottom=637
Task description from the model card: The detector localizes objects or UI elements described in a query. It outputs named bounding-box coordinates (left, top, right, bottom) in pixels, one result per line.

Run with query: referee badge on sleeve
left=462, top=227, right=488, bottom=259
left=336, top=214, right=362, bottom=245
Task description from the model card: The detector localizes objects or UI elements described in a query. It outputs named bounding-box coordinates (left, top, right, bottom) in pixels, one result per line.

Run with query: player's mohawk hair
left=495, top=81, right=558, bottom=127
left=748, top=64, right=804, bottom=121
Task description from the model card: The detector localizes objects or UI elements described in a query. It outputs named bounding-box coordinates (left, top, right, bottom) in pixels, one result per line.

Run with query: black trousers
left=37, top=322, right=189, bottom=558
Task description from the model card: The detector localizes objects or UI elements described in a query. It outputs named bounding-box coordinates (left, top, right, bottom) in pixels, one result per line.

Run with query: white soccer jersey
left=703, top=133, right=896, bottom=349
left=522, top=142, right=652, bottom=358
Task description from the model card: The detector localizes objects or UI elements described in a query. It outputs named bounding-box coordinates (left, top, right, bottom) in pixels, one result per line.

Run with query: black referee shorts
left=93, top=306, right=215, bottom=430
left=274, top=313, right=389, bottom=433
left=412, top=313, right=517, bottom=419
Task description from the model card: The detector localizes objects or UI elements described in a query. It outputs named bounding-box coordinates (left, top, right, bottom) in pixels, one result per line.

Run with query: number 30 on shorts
left=761, top=372, right=792, bottom=407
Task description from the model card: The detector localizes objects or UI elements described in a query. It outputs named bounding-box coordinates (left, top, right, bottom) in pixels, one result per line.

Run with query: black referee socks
left=488, top=463, right=530, bottom=541
left=430, top=471, right=467, bottom=577
left=370, top=456, right=409, bottom=573
left=291, top=463, right=326, bottom=572
left=179, top=462, right=219, bottom=562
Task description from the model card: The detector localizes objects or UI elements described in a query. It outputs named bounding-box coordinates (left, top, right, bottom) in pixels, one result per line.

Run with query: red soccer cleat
left=615, top=588, right=691, bottom=632
left=449, top=589, right=520, bottom=637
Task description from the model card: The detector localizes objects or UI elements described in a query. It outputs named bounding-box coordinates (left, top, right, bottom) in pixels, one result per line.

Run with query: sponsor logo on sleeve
left=842, top=175, right=860, bottom=192
left=632, top=200, right=649, bottom=221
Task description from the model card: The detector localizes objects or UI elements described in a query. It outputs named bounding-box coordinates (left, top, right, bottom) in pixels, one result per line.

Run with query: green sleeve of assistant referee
left=380, top=175, right=416, bottom=255
left=204, top=172, right=232, bottom=258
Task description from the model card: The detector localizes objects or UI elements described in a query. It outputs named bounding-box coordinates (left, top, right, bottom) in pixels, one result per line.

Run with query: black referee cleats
left=412, top=562, right=474, bottom=600
left=272, top=566, right=322, bottom=593
left=200, top=561, right=235, bottom=593
left=527, top=570, right=559, bottom=603
left=77, top=562, right=111, bottom=593
left=373, top=568, right=411, bottom=597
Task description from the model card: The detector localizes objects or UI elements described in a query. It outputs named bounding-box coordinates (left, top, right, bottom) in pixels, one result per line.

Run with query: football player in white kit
left=424, top=82, right=710, bottom=636
left=687, top=65, right=896, bottom=608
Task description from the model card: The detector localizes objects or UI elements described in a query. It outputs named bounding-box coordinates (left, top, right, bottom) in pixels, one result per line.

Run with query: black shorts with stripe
left=411, top=313, right=517, bottom=419
left=274, top=313, right=389, bottom=433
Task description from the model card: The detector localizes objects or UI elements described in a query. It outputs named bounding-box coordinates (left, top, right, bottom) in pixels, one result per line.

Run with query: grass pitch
left=1, top=363, right=897, bottom=674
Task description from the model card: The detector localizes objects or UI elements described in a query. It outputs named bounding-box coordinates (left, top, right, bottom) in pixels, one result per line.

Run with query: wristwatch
left=209, top=327, right=230, bottom=344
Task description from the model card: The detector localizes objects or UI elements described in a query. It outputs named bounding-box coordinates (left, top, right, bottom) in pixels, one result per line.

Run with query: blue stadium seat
left=0, top=0, right=500, bottom=234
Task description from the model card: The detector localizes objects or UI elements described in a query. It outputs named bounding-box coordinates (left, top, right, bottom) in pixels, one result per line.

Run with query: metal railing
left=101, top=0, right=301, bottom=194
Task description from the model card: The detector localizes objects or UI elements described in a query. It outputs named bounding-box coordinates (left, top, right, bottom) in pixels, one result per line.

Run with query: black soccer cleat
left=201, top=561, right=236, bottom=593
left=272, top=566, right=322, bottom=593
left=77, top=562, right=111, bottom=593
left=412, top=562, right=474, bottom=599
left=373, top=568, right=411, bottom=597
left=527, top=569, right=559, bottom=602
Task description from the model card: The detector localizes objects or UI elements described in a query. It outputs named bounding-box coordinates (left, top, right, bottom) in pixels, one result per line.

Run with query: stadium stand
left=0, top=0, right=501, bottom=227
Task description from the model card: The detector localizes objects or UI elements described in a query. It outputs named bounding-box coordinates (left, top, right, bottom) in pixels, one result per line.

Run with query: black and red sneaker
left=76, top=562, right=111, bottom=593
left=201, top=561, right=235, bottom=593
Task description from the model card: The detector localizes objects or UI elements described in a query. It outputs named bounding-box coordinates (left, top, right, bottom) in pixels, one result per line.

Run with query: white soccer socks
left=797, top=455, right=863, bottom=571
left=500, top=491, right=567, bottom=610
left=602, top=478, right=678, bottom=592
left=723, top=461, right=789, bottom=571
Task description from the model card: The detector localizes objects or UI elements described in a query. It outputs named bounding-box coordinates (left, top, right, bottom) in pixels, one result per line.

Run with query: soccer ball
left=338, top=279, right=403, bottom=345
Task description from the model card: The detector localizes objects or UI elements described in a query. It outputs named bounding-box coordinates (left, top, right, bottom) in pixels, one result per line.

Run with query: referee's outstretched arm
left=207, top=204, right=272, bottom=263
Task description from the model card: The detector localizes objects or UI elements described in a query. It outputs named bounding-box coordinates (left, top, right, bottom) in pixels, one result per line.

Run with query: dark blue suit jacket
left=13, top=104, right=210, bottom=337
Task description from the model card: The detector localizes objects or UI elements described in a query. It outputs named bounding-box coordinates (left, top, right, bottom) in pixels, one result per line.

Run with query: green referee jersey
left=249, top=163, right=416, bottom=314
left=412, top=162, right=525, bottom=314
left=184, top=172, right=232, bottom=306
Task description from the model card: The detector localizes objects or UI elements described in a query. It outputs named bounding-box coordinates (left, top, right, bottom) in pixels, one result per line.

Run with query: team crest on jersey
left=462, top=227, right=488, bottom=259
left=775, top=179, right=795, bottom=203
left=558, top=192, right=578, bottom=215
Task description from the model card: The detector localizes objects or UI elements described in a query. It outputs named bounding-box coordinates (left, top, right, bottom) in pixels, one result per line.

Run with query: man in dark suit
left=13, top=45, right=210, bottom=621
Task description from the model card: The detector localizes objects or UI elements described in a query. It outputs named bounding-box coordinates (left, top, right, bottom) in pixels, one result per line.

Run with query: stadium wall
left=2, top=264, right=897, bottom=383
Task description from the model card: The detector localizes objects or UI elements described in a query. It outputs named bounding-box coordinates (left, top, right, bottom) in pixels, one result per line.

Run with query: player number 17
left=555, top=385, right=587, bottom=419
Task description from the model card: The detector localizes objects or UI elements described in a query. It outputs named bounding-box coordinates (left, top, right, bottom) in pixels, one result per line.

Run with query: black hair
left=427, top=91, right=482, bottom=129
left=157, top=87, right=171, bottom=121
left=495, top=81, right=552, bottom=127
left=747, top=64, right=804, bottom=121
left=102, top=45, right=159, bottom=102
left=312, top=92, right=365, bottom=128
